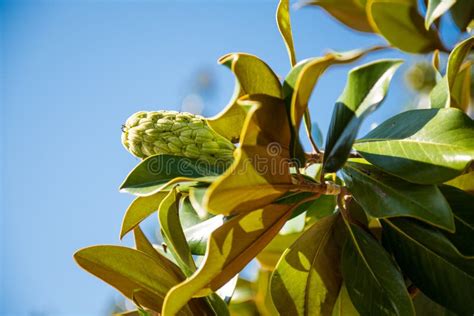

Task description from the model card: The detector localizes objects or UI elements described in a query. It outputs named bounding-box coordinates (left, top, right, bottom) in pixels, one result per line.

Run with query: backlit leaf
left=332, top=284, right=359, bottom=316
left=342, top=223, right=415, bottom=316
left=207, top=53, right=281, bottom=142
left=382, top=218, right=474, bottom=315
left=133, top=226, right=185, bottom=281
left=323, top=59, right=402, bottom=172
left=271, top=214, right=344, bottom=316
left=120, top=192, right=168, bottom=239
left=159, top=189, right=196, bottom=276
left=74, top=246, right=195, bottom=314
left=204, top=95, right=293, bottom=215
left=301, top=0, right=373, bottom=32
left=162, top=203, right=296, bottom=315
left=354, top=108, right=474, bottom=184
left=277, top=0, right=297, bottom=66
left=342, top=161, right=455, bottom=231
left=445, top=170, right=474, bottom=193
left=368, top=0, right=444, bottom=53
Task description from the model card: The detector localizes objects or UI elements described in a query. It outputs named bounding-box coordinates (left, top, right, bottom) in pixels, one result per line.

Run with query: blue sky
left=0, top=1, right=462, bottom=315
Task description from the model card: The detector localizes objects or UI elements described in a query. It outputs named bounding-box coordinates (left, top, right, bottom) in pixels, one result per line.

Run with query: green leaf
left=74, top=246, right=193, bottom=314
left=342, top=223, right=415, bottom=316
left=382, top=218, right=474, bottom=315
left=323, top=59, right=402, bottom=172
left=277, top=0, right=297, bottom=66
left=450, top=0, right=474, bottom=31
left=342, top=161, right=455, bottom=231
left=158, top=189, right=196, bottom=276
left=412, top=292, right=453, bottom=316
left=271, top=214, right=344, bottom=316
left=301, top=0, right=374, bottom=33
left=184, top=215, right=225, bottom=256
left=207, top=53, right=282, bottom=142
left=368, top=0, right=444, bottom=53
left=162, top=203, right=296, bottom=315
left=120, top=192, right=168, bottom=239
left=284, top=47, right=386, bottom=165
left=119, top=154, right=220, bottom=196
left=204, top=95, right=293, bottom=215
left=332, top=284, right=359, bottom=316
left=439, top=185, right=474, bottom=256
left=445, top=170, right=474, bottom=193
left=354, top=108, right=474, bottom=184
left=425, top=0, right=456, bottom=30
left=430, top=37, right=474, bottom=110
left=257, top=232, right=300, bottom=270
left=451, top=61, right=471, bottom=112
left=133, top=226, right=185, bottom=281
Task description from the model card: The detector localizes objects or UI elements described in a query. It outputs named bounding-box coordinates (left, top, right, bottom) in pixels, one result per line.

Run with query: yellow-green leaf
left=204, top=95, right=292, bottom=215
left=120, top=192, right=168, bottom=239
left=368, top=0, right=444, bottom=53
left=332, top=284, right=359, bottom=316
left=277, top=0, right=297, bottom=66
left=451, top=61, right=472, bottom=112
left=207, top=54, right=282, bottom=142
left=133, top=226, right=185, bottom=281
left=271, top=214, right=344, bottom=316
left=159, top=189, right=196, bottom=276
left=162, top=203, right=296, bottom=316
left=445, top=170, right=474, bottom=193
left=301, top=0, right=374, bottom=32
left=74, top=246, right=194, bottom=315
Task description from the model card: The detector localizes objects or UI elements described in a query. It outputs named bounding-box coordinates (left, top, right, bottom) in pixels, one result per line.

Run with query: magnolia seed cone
left=122, top=110, right=235, bottom=164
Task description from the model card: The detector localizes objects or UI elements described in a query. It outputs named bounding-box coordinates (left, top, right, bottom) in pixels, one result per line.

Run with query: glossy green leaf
left=429, top=76, right=450, bottom=109
left=301, top=0, right=374, bottom=32
left=277, top=0, right=297, bottom=66
left=439, top=185, right=474, bottom=256
left=382, top=218, right=474, bottom=315
left=342, top=223, right=415, bottom=316
left=285, top=47, right=385, bottom=165
left=184, top=215, right=225, bottom=256
left=271, top=214, right=344, bottom=316
left=342, top=161, right=455, bottom=231
left=332, top=284, right=359, bottom=316
left=158, top=189, right=196, bottom=276
left=354, top=108, right=474, bottom=184
left=120, top=192, right=168, bottom=239
left=162, top=203, right=296, bottom=315
left=119, top=154, right=221, bottom=196
left=204, top=95, right=293, bottom=215
left=323, top=59, right=402, bottom=172
left=207, top=53, right=281, bottom=142
left=425, top=0, right=456, bottom=30
left=368, top=0, right=444, bottom=53
left=450, top=0, right=474, bottom=31
left=74, top=246, right=193, bottom=314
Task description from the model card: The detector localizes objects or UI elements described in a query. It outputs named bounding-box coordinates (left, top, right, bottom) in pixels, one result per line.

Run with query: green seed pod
left=122, top=110, right=235, bottom=164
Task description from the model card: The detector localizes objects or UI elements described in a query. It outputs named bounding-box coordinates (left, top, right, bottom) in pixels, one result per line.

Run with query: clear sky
left=0, top=0, right=462, bottom=315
